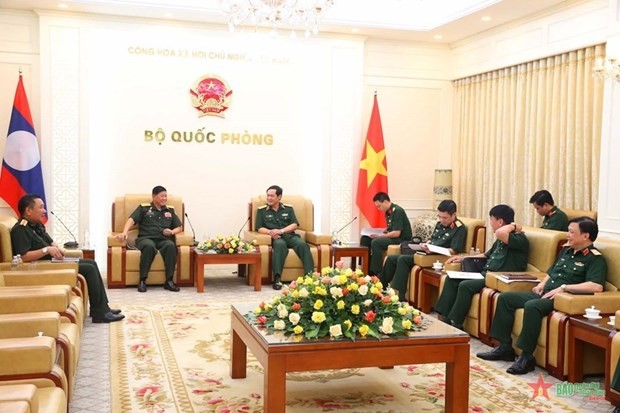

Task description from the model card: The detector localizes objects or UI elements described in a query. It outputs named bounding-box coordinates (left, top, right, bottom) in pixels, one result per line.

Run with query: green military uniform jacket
left=11, top=219, right=55, bottom=259
left=385, top=203, right=412, bottom=241
left=255, top=202, right=299, bottom=233
left=541, top=206, right=569, bottom=231
left=130, top=203, right=182, bottom=240
left=428, top=219, right=467, bottom=253
left=482, top=232, right=529, bottom=275
left=543, top=245, right=607, bottom=294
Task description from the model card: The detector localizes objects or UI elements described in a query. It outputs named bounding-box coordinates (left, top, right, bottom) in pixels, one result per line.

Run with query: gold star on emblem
left=359, top=141, right=387, bottom=186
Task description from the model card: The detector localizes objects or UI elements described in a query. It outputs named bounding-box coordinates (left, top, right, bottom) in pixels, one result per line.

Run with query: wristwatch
left=560, top=284, right=567, bottom=291
left=42, top=247, right=48, bottom=255
left=280, top=229, right=284, bottom=235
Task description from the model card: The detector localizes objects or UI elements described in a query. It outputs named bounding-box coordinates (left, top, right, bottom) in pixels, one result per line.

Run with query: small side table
left=420, top=268, right=444, bottom=314
left=331, top=245, right=369, bottom=274
left=194, top=252, right=262, bottom=293
left=567, top=315, right=616, bottom=389
left=81, top=249, right=95, bottom=260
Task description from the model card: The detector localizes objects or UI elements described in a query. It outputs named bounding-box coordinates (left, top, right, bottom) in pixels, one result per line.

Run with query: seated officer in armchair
left=379, top=199, right=467, bottom=301
left=478, top=216, right=607, bottom=375
left=255, top=185, right=314, bottom=290
left=11, top=194, right=124, bottom=323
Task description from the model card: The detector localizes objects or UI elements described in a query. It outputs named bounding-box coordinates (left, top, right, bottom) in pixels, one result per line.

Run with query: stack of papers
left=407, top=243, right=452, bottom=256
left=52, top=257, right=80, bottom=262
left=446, top=271, right=483, bottom=280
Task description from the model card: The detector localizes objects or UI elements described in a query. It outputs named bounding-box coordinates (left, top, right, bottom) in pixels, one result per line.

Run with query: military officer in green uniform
left=478, top=216, right=606, bottom=375
left=379, top=200, right=467, bottom=301
left=529, top=189, right=569, bottom=231
left=360, top=192, right=412, bottom=276
left=255, top=185, right=314, bottom=290
left=11, top=194, right=124, bottom=323
left=435, top=204, right=529, bottom=329
left=117, top=185, right=182, bottom=293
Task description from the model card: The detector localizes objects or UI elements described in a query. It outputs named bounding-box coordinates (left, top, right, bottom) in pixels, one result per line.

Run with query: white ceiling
left=0, top=0, right=574, bottom=44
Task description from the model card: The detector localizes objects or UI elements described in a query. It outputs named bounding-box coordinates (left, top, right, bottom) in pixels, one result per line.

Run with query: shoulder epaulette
left=455, top=221, right=462, bottom=227
left=140, top=203, right=151, bottom=207
left=283, top=203, right=293, bottom=208
left=19, top=219, right=28, bottom=226
left=591, top=249, right=602, bottom=256
left=166, top=205, right=175, bottom=209
left=258, top=205, right=268, bottom=209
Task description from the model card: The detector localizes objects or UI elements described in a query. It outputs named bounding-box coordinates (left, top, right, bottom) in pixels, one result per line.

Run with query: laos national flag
left=0, top=74, right=47, bottom=221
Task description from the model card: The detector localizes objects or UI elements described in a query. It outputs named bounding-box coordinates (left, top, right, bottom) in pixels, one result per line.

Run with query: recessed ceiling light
left=481, top=16, right=491, bottom=22
left=58, top=3, right=68, bottom=8
left=433, top=34, right=443, bottom=40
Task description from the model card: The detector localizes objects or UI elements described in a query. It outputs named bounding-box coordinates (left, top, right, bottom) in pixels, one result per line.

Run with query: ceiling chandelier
left=220, top=0, right=336, bottom=38
left=593, top=57, right=620, bottom=82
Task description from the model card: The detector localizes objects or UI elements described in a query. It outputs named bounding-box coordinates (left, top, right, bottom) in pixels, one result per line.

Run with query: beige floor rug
left=110, top=302, right=579, bottom=412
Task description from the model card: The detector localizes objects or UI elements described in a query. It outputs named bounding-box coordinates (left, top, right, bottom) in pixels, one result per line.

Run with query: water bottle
left=11, top=255, right=19, bottom=270
left=469, top=247, right=475, bottom=256
left=16, top=254, right=23, bottom=269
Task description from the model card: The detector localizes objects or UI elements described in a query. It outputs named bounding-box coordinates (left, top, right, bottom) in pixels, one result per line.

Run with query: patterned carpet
left=110, top=301, right=581, bottom=412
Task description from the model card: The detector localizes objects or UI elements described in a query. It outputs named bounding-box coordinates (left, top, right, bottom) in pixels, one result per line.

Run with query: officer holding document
left=379, top=200, right=466, bottom=301
left=360, top=192, right=412, bottom=276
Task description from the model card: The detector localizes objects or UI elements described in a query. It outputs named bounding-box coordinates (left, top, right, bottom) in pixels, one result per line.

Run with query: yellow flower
left=344, top=268, right=353, bottom=276
left=359, top=324, right=369, bottom=336
left=402, top=319, right=412, bottom=330
left=351, top=304, right=360, bottom=315
left=321, top=267, right=332, bottom=275
left=264, top=304, right=272, bottom=312
left=293, top=325, right=304, bottom=335
left=314, top=286, right=327, bottom=296
left=370, top=286, right=380, bottom=295
left=391, top=295, right=399, bottom=303
left=291, top=289, right=300, bottom=298
left=228, top=248, right=234, bottom=253
left=348, top=283, right=359, bottom=291
left=206, top=242, right=212, bottom=248
left=338, top=274, right=347, bottom=285
left=253, top=307, right=262, bottom=314
left=296, top=276, right=304, bottom=284
left=312, top=312, right=326, bottom=323
left=336, top=300, right=345, bottom=310
left=304, top=277, right=314, bottom=286
left=398, top=307, right=407, bottom=316
left=343, top=319, right=352, bottom=331
left=354, top=269, right=364, bottom=276
left=314, top=299, right=324, bottom=310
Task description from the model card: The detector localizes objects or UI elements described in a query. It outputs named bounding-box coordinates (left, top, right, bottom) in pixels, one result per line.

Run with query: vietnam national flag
left=0, top=73, right=47, bottom=220
left=356, top=94, right=388, bottom=227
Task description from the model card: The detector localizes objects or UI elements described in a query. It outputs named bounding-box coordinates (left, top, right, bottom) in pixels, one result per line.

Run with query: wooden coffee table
left=230, top=303, right=470, bottom=413
left=331, top=244, right=369, bottom=274
left=194, top=252, right=262, bottom=293
left=420, top=268, right=444, bottom=313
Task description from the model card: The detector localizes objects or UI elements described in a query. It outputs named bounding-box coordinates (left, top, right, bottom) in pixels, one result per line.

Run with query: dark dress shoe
left=477, top=346, right=516, bottom=361
left=272, top=275, right=283, bottom=290
left=164, top=280, right=180, bottom=292
left=506, top=354, right=536, bottom=375
left=108, top=308, right=122, bottom=315
left=93, top=312, right=125, bottom=323
left=138, top=280, right=147, bottom=293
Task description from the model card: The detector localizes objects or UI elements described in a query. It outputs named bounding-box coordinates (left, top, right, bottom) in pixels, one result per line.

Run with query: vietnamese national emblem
left=189, top=75, right=233, bottom=117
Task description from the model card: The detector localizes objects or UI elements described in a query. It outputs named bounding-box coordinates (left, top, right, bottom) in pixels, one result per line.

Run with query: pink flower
left=257, top=316, right=267, bottom=324
left=364, top=310, right=376, bottom=323
left=335, top=260, right=345, bottom=268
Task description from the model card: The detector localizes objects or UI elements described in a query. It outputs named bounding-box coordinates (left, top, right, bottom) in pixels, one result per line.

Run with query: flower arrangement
left=196, top=235, right=257, bottom=254
left=246, top=263, right=427, bottom=340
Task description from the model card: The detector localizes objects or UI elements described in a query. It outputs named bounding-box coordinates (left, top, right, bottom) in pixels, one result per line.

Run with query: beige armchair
left=0, top=313, right=78, bottom=402
left=0, top=384, right=66, bottom=413
left=482, top=232, right=620, bottom=379
left=244, top=195, right=331, bottom=283
left=608, top=311, right=620, bottom=407
left=107, top=194, right=195, bottom=288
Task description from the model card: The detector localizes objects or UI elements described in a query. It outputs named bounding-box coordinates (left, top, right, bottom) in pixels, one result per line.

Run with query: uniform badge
left=164, top=212, right=172, bottom=218
left=190, top=74, right=233, bottom=118
left=575, top=262, right=584, bottom=267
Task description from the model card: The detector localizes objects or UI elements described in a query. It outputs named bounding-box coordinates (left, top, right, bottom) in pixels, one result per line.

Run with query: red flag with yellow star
left=356, top=94, right=388, bottom=227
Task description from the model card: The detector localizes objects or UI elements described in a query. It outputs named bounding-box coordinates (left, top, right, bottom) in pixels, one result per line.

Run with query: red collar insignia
left=582, top=248, right=589, bottom=256
left=450, top=222, right=455, bottom=229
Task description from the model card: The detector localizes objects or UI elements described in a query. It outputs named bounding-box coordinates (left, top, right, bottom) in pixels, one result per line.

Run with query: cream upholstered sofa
left=106, top=194, right=194, bottom=288
left=0, top=313, right=78, bottom=402
left=483, top=231, right=620, bottom=379
left=244, top=195, right=331, bottom=283
left=608, top=311, right=620, bottom=407
left=0, top=384, right=66, bottom=413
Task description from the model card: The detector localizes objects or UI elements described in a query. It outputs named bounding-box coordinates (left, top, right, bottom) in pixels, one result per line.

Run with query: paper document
left=446, top=270, right=483, bottom=280
left=52, top=257, right=80, bottom=263
left=361, top=228, right=386, bottom=237
left=407, top=243, right=424, bottom=251
left=498, top=273, right=539, bottom=284
left=425, top=244, right=452, bottom=256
